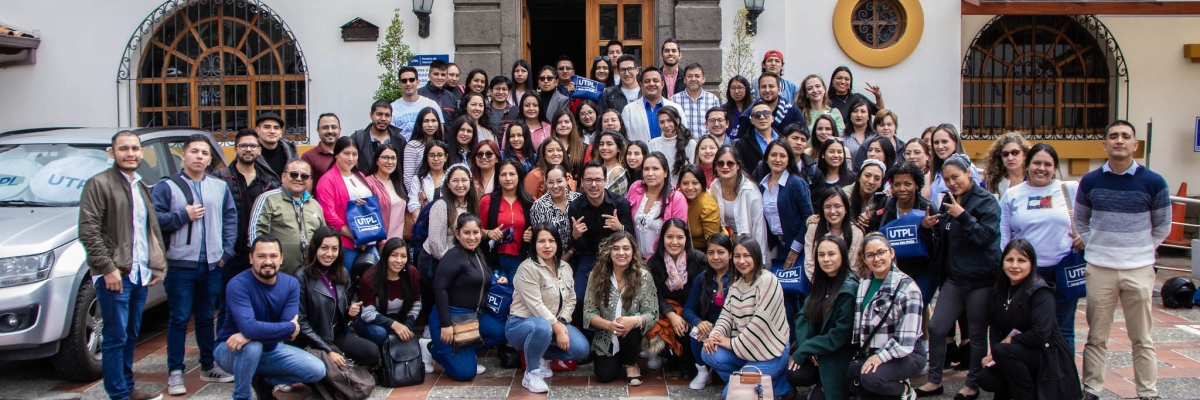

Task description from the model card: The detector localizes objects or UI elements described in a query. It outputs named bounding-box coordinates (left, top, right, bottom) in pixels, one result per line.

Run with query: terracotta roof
left=0, top=24, right=34, bottom=38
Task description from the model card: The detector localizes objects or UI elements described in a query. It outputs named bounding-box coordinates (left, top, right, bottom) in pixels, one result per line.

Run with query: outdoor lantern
left=744, top=0, right=765, bottom=36
left=413, top=0, right=435, bottom=38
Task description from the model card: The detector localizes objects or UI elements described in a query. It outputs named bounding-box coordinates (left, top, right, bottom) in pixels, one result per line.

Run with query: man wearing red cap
left=757, top=50, right=799, bottom=105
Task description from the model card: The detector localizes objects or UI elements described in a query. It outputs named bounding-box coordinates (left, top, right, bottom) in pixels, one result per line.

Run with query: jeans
left=166, top=265, right=222, bottom=372
left=1037, top=269, right=1079, bottom=350
left=505, top=315, right=590, bottom=372
left=429, top=305, right=506, bottom=381
left=927, top=280, right=990, bottom=389
left=848, top=341, right=928, bottom=397
left=571, top=254, right=598, bottom=328
left=497, top=254, right=522, bottom=281
left=354, top=319, right=391, bottom=346
left=214, top=342, right=326, bottom=400
left=96, top=274, right=148, bottom=400
left=702, top=343, right=792, bottom=398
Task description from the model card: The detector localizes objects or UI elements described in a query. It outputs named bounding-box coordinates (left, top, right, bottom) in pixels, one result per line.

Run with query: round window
left=851, top=0, right=907, bottom=49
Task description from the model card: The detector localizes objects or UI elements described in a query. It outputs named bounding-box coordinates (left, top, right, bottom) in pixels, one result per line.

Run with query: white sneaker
left=167, top=370, right=186, bottom=395
left=276, top=384, right=293, bottom=392
left=902, top=380, right=917, bottom=400
left=689, top=364, right=711, bottom=390
left=647, top=355, right=663, bottom=370
left=199, top=365, right=235, bottom=383
left=476, top=364, right=487, bottom=375
left=538, top=359, right=553, bottom=378
left=522, top=370, right=549, bottom=393
left=419, top=338, right=435, bottom=373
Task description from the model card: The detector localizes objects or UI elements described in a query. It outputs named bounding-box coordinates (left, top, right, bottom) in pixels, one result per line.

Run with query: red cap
left=763, top=50, right=784, bottom=62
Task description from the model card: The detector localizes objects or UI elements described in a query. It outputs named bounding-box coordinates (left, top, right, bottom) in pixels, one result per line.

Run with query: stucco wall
left=0, top=0, right=456, bottom=137
left=718, top=0, right=963, bottom=143
left=963, top=14, right=1200, bottom=195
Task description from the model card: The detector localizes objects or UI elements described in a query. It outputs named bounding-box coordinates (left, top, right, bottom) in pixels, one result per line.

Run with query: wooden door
left=521, top=0, right=532, bottom=61
left=586, top=0, right=655, bottom=68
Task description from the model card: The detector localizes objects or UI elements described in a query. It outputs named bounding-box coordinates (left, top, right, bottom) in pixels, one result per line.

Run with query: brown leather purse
left=450, top=250, right=486, bottom=351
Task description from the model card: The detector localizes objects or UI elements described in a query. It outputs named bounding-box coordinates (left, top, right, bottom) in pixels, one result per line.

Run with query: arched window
left=117, top=0, right=309, bottom=143
left=961, top=15, right=1127, bottom=140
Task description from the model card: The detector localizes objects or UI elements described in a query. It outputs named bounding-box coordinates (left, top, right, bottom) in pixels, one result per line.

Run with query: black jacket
left=646, top=248, right=707, bottom=318
left=922, top=184, right=1001, bottom=290
left=599, top=85, right=638, bottom=114
left=567, top=190, right=635, bottom=256
left=868, top=195, right=935, bottom=277
left=419, top=82, right=460, bottom=122
left=662, top=66, right=686, bottom=98
left=987, top=274, right=1082, bottom=400
left=295, top=268, right=352, bottom=353
left=732, top=131, right=774, bottom=179
left=351, top=124, right=409, bottom=174
left=214, top=162, right=280, bottom=254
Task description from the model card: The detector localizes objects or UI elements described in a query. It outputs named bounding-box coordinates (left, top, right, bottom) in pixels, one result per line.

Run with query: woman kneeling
left=847, top=233, right=924, bottom=399
left=430, top=214, right=508, bottom=381
left=583, top=232, right=659, bottom=385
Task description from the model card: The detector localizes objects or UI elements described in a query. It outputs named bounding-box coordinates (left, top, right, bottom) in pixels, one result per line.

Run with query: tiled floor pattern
left=4, top=259, right=1200, bottom=399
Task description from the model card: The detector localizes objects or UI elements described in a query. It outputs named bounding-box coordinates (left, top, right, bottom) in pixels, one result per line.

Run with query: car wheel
left=51, top=278, right=103, bottom=381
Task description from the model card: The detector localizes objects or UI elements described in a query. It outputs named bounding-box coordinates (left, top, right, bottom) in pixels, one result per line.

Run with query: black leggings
left=334, top=332, right=381, bottom=368
left=594, top=328, right=643, bottom=383
left=975, top=342, right=1040, bottom=400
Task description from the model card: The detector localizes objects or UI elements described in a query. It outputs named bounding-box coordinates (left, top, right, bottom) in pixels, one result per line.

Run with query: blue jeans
left=1037, top=269, right=1079, bottom=350
left=690, top=335, right=706, bottom=366
left=96, top=275, right=149, bottom=400
left=702, top=343, right=792, bottom=398
left=429, top=305, right=506, bottom=381
left=498, top=254, right=522, bottom=281
left=214, top=342, right=326, bottom=400
left=912, top=272, right=936, bottom=307
left=505, top=315, right=590, bottom=372
left=166, top=265, right=221, bottom=372
left=354, top=319, right=390, bottom=346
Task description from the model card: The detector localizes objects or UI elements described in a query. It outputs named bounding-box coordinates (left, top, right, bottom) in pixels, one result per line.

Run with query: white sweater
left=999, top=180, right=1079, bottom=267
left=647, top=134, right=696, bottom=177
left=709, top=177, right=768, bottom=264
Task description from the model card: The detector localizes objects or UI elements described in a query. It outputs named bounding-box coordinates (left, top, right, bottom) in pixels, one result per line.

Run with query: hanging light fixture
left=413, top=0, right=435, bottom=38
left=744, top=0, right=765, bottom=36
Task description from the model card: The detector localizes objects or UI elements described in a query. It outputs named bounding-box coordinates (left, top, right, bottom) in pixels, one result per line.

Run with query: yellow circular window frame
left=832, top=0, right=924, bottom=68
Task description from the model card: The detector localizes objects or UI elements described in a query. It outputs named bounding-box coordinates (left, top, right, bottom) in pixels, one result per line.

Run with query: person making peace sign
left=567, top=161, right=635, bottom=330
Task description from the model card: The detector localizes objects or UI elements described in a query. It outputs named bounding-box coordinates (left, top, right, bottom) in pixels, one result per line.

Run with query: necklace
left=1004, top=286, right=1014, bottom=310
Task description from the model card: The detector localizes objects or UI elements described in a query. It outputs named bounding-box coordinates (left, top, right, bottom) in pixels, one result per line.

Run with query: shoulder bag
left=306, top=347, right=375, bottom=400
left=450, top=249, right=487, bottom=351
left=1052, top=183, right=1087, bottom=301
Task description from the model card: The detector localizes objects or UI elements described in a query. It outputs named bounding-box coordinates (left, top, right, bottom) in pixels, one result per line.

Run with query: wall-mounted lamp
left=1186, top=44, right=1200, bottom=63
left=745, top=0, right=765, bottom=36
left=413, top=0, right=435, bottom=38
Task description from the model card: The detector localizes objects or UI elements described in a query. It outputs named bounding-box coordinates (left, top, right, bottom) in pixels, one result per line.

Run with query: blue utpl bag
left=881, top=209, right=930, bottom=259
left=346, top=196, right=387, bottom=246
left=486, top=272, right=514, bottom=319
left=1053, top=250, right=1087, bottom=302
left=568, top=76, right=605, bottom=102
left=773, top=265, right=808, bottom=295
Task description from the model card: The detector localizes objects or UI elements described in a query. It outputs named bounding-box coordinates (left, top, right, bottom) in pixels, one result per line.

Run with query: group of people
left=78, top=38, right=1172, bottom=400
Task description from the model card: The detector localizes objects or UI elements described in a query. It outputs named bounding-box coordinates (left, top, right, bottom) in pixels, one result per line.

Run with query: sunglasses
left=400, top=78, right=418, bottom=84
left=751, top=110, right=772, bottom=119
left=476, top=151, right=496, bottom=159
left=287, top=171, right=311, bottom=181
left=538, top=76, right=556, bottom=81
left=716, top=160, right=738, bottom=168
left=1001, top=149, right=1022, bottom=157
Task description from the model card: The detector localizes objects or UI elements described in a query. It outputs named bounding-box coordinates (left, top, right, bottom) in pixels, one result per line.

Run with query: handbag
left=485, top=271, right=514, bottom=319
left=772, top=263, right=807, bottom=295
left=306, top=347, right=375, bottom=400
left=726, top=365, right=773, bottom=400
left=1054, top=183, right=1087, bottom=301
left=881, top=209, right=930, bottom=259
left=346, top=195, right=388, bottom=246
left=450, top=249, right=487, bottom=351
left=378, top=335, right=425, bottom=387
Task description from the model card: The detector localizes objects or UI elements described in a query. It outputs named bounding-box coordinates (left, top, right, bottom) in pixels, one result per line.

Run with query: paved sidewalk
left=3, top=257, right=1198, bottom=399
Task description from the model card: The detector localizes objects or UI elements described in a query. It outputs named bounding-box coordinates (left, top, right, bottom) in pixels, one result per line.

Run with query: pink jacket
left=626, top=180, right=689, bottom=225
left=316, top=170, right=390, bottom=248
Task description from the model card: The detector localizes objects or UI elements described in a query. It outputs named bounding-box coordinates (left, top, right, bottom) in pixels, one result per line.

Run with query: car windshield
left=0, top=144, right=113, bottom=207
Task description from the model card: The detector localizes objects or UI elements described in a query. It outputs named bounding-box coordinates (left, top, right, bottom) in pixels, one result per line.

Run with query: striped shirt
left=1074, top=160, right=1171, bottom=269
left=709, top=272, right=788, bottom=362
left=670, top=90, right=720, bottom=134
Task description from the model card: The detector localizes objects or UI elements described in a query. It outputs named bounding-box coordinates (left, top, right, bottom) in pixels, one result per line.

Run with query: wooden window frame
left=585, top=0, right=656, bottom=69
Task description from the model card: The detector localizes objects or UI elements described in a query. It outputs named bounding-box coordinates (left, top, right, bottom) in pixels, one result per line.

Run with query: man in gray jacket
left=150, top=134, right=238, bottom=395
left=78, top=131, right=168, bottom=400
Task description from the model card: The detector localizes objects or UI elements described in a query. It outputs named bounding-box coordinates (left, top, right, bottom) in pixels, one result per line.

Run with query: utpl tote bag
left=346, top=196, right=387, bottom=246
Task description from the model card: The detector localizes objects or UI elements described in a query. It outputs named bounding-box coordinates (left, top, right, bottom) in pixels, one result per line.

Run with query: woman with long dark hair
left=786, top=235, right=859, bottom=400
left=583, top=232, right=660, bottom=385
left=524, top=137, right=575, bottom=199
left=828, top=66, right=884, bottom=123
left=693, top=134, right=721, bottom=187
left=464, top=69, right=488, bottom=96
left=847, top=233, right=924, bottom=400
left=517, top=92, right=551, bottom=146
left=812, top=138, right=856, bottom=194
left=701, top=236, right=793, bottom=399
left=976, top=239, right=1082, bottom=400
left=446, top=115, right=479, bottom=167
left=506, top=224, right=590, bottom=393
left=356, top=237, right=424, bottom=368
left=648, top=107, right=695, bottom=176
left=626, top=152, right=688, bottom=256
left=403, top=107, right=445, bottom=188
left=643, top=219, right=707, bottom=374
left=677, top=163, right=720, bottom=249
left=803, top=188, right=864, bottom=281
left=842, top=98, right=875, bottom=159
left=500, top=121, right=536, bottom=173
left=854, top=134, right=897, bottom=174
left=681, top=233, right=735, bottom=390
left=479, top=160, right=534, bottom=280
left=590, top=130, right=629, bottom=196
left=407, top=141, right=449, bottom=218
left=625, top=140, right=648, bottom=185
left=458, top=92, right=495, bottom=143
left=709, top=146, right=768, bottom=262
left=430, top=213, right=509, bottom=381
left=928, top=123, right=980, bottom=204
left=916, top=155, right=1001, bottom=399
left=760, top=140, right=815, bottom=271
left=368, top=143, right=409, bottom=243
left=529, top=165, right=580, bottom=252
left=550, top=108, right=585, bottom=176
left=722, top=75, right=752, bottom=140
left=295, top=227, right=381, bottom=367
left=576, top=100, right=602, bottom=143
left=600, top=108, right=628, bottom=137
left=589, top=56, right=615, bottom=87
left=845, top=159, right=886, bottom=229
left=316, top=136, right=389, bottom=272
left=510, top=59, right=532, bottom=105
left=470, top=140, right=500, bottom=195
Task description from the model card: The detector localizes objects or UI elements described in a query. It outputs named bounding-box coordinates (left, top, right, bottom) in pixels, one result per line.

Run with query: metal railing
left=1157, top=196, right=1199, bottom=278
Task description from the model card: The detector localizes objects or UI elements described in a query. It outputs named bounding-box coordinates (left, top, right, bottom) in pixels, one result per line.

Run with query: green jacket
left=583, top=269, right=659, bottom=356
left=78, top=167, right=167, bottom=280
left=248, top=188, right=325, bottom=275
left=792, top=274, right=860, bottom=400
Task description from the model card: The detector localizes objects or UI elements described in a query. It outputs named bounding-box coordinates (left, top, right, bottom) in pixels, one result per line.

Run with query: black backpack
left=377, top=335, right=424, bottom=387
left=163, top=174, right=196, bottom=247
left=409, top=194, right=445, bottom=267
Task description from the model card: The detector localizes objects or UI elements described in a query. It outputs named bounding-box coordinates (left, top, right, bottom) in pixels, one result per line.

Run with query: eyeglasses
left=538, top=76, right=556, bottom=81
left=557, top=66, right=574, bottom=71
left=583, top=178, right=605, bottom=185
left=715, top=160, right=738, bottom=168
left=476, top=151, right=495, bottom=159
left=1001, top=150, right=1022, bottom=157
left=400, top=78, right=418, bottom=84
left=287, top=171, right=312, bottom=181
left=619, top=66, right=639, bottom=73
left=864, top=250, right=890, bottom=261
left=706, top=117, right=727, bottom=124
left=751, top=110, right=772, bottom=119
left=379, top=155, right=398, bottom=162
left=236, top=143, right=260, bottom=150
left=318, top=124, right=339, bottom=131
left=428, top=153, right=446, bottom=159
left=593, top=56, right=610, bottom=62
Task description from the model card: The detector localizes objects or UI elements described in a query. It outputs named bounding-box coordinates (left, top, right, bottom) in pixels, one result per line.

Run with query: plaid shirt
left=852, top=266, right=923, bottom=362
left=670, top=90, right=721, bottom=134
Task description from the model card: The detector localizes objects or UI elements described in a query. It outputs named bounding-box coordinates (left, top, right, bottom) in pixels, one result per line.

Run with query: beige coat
left=509, top=257, right=575, bottom=323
